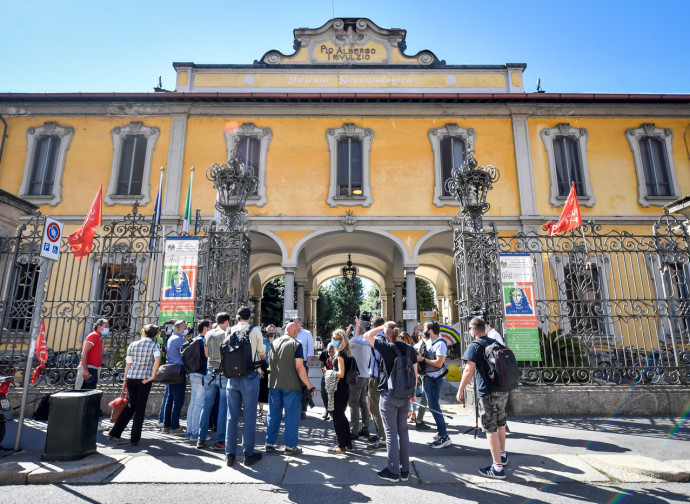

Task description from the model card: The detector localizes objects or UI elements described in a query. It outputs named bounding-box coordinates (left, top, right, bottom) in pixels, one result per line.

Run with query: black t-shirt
left=319, top=349, right=334, bottom=370
left=333, top=351, right=350, bottom=392
left=373, top=339, right=415, bottom=393
left=462, top=336, right=493, bottom=398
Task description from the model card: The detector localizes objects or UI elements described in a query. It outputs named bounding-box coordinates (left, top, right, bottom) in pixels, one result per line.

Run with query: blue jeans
left=225, top=371, right=260, bottom=456
left=198, top=369, right=227, bottom=443
left=422, top=375, right=447, bottom=437
left=163, top=376, right=187, bottom=429
left=266, top=388, right=302, bottom=448
left=158, top=386, right=169, bottom=423
left=186, top=372, right=205, bottom=437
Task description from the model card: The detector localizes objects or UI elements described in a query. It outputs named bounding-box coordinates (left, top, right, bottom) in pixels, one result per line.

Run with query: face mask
left=182, top=329, right=189, bottom=336
left=332, top=340, right=340, bottom=348
left=417, top=331, right=423, bottom=338
left=268, top=332, right=275, bottom=337
left=101, top=328, right=109, bottom=336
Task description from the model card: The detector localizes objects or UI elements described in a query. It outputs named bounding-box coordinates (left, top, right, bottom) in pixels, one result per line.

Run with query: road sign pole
left=14, top=257, right=50, bottom=452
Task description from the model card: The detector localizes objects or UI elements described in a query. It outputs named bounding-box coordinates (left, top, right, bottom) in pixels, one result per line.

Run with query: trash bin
left=41, top=389, right=102, bottom=461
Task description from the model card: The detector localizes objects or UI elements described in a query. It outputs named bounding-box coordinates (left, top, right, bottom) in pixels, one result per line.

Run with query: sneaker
left=415, top=421, right=431, bottom=431
left=156, top=421, right=164, bottom=428
left=107, top=434, right=121, bottom=442
left=196, top=439, right=206, bottom=449
left=265, top=444, right=277, bottom=453
left=376, top=467, right=400, bottom=482
left=430, top=436, right=452, bottom=449
left=400, top=470, right=409, bottom=482
left=284, top=446, right=303, bottom=455
left=358, top=429, right=370, bottom=438
left=367, top=435, right=378, bottom=443
left=478, top=464, right=506, bottom=480
left=427, top=435, right=440, bottom=445
left=244, top=452, right=262, bottom=466
left=501, top=453, right=509, bottom=466
left=162, top=427, right=171, bottom=433
left=169, top=427, right=186, bottom=435
left=367, top=439, right=385, bottom=450
left=225, top=454, right=235, bottom=467
left=97, top=422, right=109, bottom=432
left=211, top=442, right=225, bottom=452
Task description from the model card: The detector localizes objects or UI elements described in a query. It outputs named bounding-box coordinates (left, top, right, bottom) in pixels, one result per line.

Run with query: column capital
left=282, top=266, right=296, bottom=274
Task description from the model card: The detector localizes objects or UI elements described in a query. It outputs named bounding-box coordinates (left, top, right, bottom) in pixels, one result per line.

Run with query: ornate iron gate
left=0, top=203, right=251, bottom=390
left=454, top=211, right=690, bottom=385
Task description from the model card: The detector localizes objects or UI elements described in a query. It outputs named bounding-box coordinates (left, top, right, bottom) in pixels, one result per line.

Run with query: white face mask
left=182, top=329, right=189, bottom=336
left=101, top=327, right=109, bottom=336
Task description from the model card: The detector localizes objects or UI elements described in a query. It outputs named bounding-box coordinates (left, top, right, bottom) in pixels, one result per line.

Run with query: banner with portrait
left=159, top=237, right=199, bottom=326
left=500, top=253, right=541, bottom=361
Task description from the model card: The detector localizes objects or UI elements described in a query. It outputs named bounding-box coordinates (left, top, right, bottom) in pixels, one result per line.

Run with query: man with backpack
left=363, top=322, right=418, bottom=483
left=417, top=321, right=451, bottom=449
left=223, top=307, right=266, bottom=467
left=182, top=319, right=210, bottom=441
left=197, top=313, right=232, bottom=450
left=456, top=317, right=517, bottom=480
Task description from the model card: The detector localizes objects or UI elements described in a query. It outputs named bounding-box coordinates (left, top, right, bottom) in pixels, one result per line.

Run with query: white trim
left=105, top=122, right=160, bottom=207
left=540, top=123, right=595, bottom=207
left=325, top=123, right=373, bottom=207
left=19, top=122, right=74, bottom=207
left=625, top=123, right=679, bottom=207
left=224, top=123, right=273, bottom=207
left=427, top=123, right=476, bottom=208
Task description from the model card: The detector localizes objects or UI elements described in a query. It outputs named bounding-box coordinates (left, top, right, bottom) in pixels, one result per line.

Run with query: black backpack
left=346, top=355, right=358, bottom=386
left=181, top=336, right=204, bottom=373
left=220, top=326, right=256, bottom=378
left=475, top=339, right=520, bottom=392
left=386, top=344, right=417, bottom=399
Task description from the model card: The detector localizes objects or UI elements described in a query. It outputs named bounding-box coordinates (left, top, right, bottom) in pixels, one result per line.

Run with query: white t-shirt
left=488, top=327, right=505, bottom=346
left=425, top=336, right=448, bottom=379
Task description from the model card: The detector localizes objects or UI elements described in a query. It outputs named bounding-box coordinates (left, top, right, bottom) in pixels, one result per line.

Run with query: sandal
left=327, top=446, right=347, bottom=454
left=408, top=412, right=416, bottom=424
left=257, top=411, right=264, bottom=420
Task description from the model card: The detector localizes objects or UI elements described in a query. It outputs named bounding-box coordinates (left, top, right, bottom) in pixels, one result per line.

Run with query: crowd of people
left=81, top=308, right=510, bottom=481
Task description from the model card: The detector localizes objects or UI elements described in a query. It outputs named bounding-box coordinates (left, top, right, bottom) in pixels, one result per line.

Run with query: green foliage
left=316, top=277, right=364, bottom=341
left=526, top=328, right=589, bottom=383
left=400, top=277, right=437, bottom=319
left=361, top=283, right=381, bottom=315
left=261, top=276, right=285, bottom=327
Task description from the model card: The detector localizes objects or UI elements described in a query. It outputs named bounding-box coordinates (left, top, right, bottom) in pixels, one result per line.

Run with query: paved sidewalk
left=1, top=365, right=689, bottom=485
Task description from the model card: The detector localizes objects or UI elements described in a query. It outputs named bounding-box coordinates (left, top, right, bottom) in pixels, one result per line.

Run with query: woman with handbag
left=327, top=329, right=353, bottom=454
left=108, top=324, right=162, bottom=445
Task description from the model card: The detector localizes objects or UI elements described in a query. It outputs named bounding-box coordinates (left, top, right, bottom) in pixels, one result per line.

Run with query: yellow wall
left=0, top=116, right=171, bottom=217
left=529, top=117, right=690, bottom=216
left=183, top=116, right=519, bottom=218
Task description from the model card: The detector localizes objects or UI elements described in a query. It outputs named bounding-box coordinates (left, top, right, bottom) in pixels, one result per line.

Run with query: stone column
left=283, top=267, right=295, bottom=323
left=394, top=281, right=404, bottom=325
left=296, top=281, right=305, bottom=319
left=254, top=298, right=262, bottom=327
left=380, top=296, right=388, bottom=321
left=436, top=296, right=445, bottom=322
left=310, top=295, right=319, bottom=338
left=404, top=267, right=418, bottom=334
left=386, top=293, right=394, bottom=320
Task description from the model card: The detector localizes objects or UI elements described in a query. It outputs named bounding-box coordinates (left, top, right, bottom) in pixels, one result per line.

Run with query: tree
left=261, top=276, right=284, bottom=327
left=316, top=277, right=364, bottom=342
left=399, top=278, right=437, bottom=322
left=361, top=284, right=381, bottom=316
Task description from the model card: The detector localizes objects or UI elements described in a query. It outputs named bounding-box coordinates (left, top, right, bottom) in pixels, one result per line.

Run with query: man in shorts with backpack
left=456, top=317, right=510, bottom=479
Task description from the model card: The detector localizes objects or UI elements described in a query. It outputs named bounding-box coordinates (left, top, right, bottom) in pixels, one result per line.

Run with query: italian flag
left=182, top=169, right=194, bottom=233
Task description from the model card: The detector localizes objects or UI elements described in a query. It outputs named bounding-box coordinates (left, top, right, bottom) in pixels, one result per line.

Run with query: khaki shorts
left=478, top=391, right=509, bottom=433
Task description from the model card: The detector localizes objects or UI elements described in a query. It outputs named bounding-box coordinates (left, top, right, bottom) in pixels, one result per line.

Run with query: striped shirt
left=126, top=338, right=161, bottom=379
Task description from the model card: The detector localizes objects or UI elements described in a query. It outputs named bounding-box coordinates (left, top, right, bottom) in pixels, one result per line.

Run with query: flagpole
left=147, top=167, right=165, bottom=320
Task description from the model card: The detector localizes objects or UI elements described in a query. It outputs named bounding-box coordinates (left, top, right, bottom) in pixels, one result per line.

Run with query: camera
left=301, top=385, right=315, bottom=409
left=359, top=310, right=372, bottom=322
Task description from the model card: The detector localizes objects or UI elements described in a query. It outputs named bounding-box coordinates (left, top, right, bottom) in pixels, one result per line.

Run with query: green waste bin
left=41, top=389, right=102, bottom=461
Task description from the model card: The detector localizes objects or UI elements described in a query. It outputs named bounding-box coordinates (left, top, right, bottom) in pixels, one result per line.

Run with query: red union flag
left=68, top=185, right=102, bottom=260
left=543, top=182, right=583, bottom=236
left=31, top=320, right=48, bottom=384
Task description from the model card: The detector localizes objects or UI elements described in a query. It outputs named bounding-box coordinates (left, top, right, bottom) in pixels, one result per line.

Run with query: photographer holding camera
left=348, top=312, right=372, bottom=440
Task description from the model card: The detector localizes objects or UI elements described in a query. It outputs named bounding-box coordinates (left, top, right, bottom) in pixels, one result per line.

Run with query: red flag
left=68, top=185, right=102, bottom=260
left=31, top=320, right=48, bottom=384
left=543, top=182, right=583, bottom=236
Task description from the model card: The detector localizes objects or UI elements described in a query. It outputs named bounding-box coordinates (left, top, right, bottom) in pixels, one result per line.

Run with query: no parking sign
left=41, top=217, right=64, bottom=261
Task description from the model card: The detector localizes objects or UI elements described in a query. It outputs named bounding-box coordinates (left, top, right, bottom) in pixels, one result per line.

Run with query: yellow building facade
left=1, top=18, right=689, bottom=344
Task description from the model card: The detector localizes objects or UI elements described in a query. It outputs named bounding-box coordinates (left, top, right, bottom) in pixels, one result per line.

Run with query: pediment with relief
left=258, top=18, right=442, bottom=66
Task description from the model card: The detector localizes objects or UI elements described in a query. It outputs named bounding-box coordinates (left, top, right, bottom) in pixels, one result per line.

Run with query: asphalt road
left=2, top=482, right=690, bottom=503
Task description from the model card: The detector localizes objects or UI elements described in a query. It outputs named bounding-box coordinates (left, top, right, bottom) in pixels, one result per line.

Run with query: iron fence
left=454, top=211, right=690, bottom=386
left=0, top=203, right=251, bottom=389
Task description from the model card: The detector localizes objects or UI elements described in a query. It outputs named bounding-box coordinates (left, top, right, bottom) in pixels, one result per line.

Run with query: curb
left=583, top=455, right=690, bottom=483
left=0, top=453, right=125, bottom=485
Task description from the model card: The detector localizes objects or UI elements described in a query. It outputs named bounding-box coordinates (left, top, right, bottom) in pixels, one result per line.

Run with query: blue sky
left=1, top=0, right=688, bottom=94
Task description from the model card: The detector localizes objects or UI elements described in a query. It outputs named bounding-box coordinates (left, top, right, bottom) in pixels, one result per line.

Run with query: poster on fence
left=500, top=253, right=541, bottom=361
left=159, top=237, right=199, bottom=326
